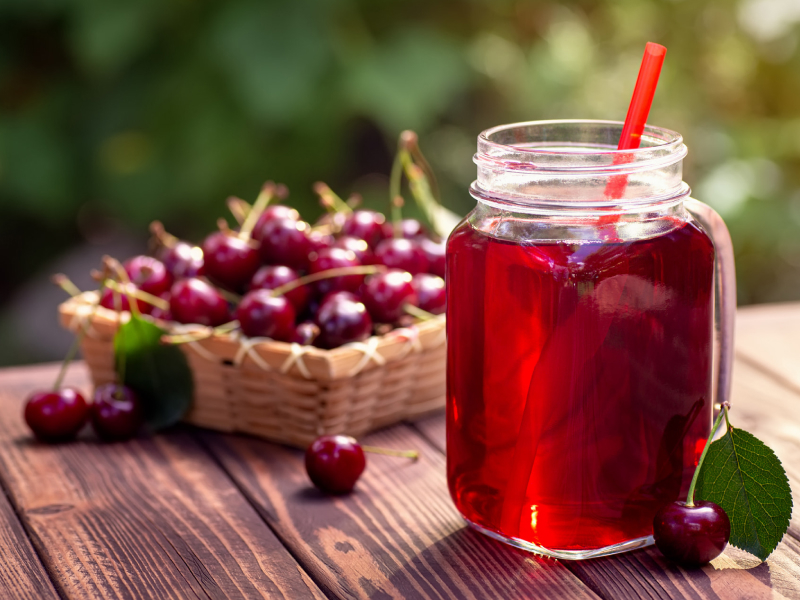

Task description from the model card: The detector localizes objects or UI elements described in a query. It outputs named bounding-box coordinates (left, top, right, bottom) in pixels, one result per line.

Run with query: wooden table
left=1, top=304, right=799, bottom=600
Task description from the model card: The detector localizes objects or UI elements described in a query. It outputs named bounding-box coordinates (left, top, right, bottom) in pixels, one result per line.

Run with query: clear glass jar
left=445, top=120, right=735, bottom=560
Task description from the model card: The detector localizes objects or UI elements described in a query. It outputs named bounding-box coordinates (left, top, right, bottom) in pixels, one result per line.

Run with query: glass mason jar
left=445, top=120, right=735, bottom=560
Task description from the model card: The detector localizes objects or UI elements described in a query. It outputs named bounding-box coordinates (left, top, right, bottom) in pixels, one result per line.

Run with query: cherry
left=308, top=247, right=363, bottom=296
left=308, top=230, right=335, bottom=254
left=24, top=388, right=89, bottom=441
left=419, top=237, right=446, bottom=279
left=383, top=219, right=427, bottom=240
left=234, top=290, right=296, bottom=341
left=124, top=256, right=172, bottom=296
left=254, top=205, right=300, bottom=232
left=201, top=231, right=261, bottom=291
left=158, top=241, right=204, bottom=279
left=305, top=435, right=366, bottom=494
left=291, top=321, right=320, bottom=345
left=149, top=293, right=173, bottom=321
left=99, top=284, right=155, bottom=314
left=250, top=265, right=311, bottom=314
left=100, top=286, right=135, bottom=313
left=341, top=210, right=386, bottom=248
left=256, top=218, right=313, bottom=271
left=374, top=238, right=429, bottom=275
left=361, top=271, right=418, bottom=323
left=653, top=501, right=730, bottom=567
left=314, top=293, right=373, bottom=349
left=169, top=278, right=230, bottom=327
left=411, top=273, right=446, bottom=315
left=91, top=383, right=143, bottom=441
left=320, top=290, right=359, bottom=305
left=332, top=236, right=375, bottom=265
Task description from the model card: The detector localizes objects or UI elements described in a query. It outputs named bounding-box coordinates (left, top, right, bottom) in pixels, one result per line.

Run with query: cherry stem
left=103, top=279, right=170, bottom=311
left=226, top=196, right=250, bottom=225
left=52, top=274, right=82, bottom=297
left=361, top=445, right=419, bottom=460
left=404, top=304, right=436, bottom=321
left=149, top=221, right=178, bottom=250
left=314, top=182, right=352, bottom=215
left=215, top=286, right=242, bottom=304
left=53, top=281, right=106, bottom=391
left=239, top=182, right=277, bottom=240
left=685, top=402, right=730, bottom=507
left=270, top=265, right=385, bottom=298
left=406, top=135, right=441, bottom=204
left=391, top=196, right=404, bottom=238
left=401, top=153, right=442, bottom=236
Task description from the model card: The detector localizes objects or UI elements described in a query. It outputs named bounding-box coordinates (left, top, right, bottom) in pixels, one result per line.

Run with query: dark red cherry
left=341, top=210, right=386, bottom=248
left=305, top=434, right=366, bottom=494
left=374, top=238, right=429, bottom=275
left=254, top=205, right=300, bottom=234
left=291, top=321, right=320, bottom=345
left=314, top=294, right=373, bottom=349
left=149, top=293, right=173, bottom=321
left=124, top=256, right=172, bottom=296
left=235, top=290, right=296, bottom=341
left=256, top=218, right=313, bottom=270
left=100, top=287, right=133, bottom=312
left=158, top=241, right=204, bottom=278
left=332, top=236, right=375, bottom=265
left=361, top=271, right=418, bottom=323
left=99, top=284, right=151, bottom=314
left=419, top=237, right=445, bottom=278
left=201, top=232, right=260, bottom=291
left=24, top=388, right=88, bottom=441
left=653, top=501, right=730, bottom=567
left=411, top=274, right=446, bottom=315
left=249, top=265, right=310, bottom=313
left=308, top=247, right=363, bottom=296
left=320, top=290, right=360, bottom=305
left=169, top=278, right=230, bottom=327
left=308, top=230, right=335, bottom=254
left=91, top=383, right=143, bottom=441
left=383, top=219, right=427, bottom=240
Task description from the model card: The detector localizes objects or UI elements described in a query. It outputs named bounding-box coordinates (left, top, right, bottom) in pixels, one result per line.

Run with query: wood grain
left=0, top=363, right=326, bottom=600
left=409, top=357, right=800, bottom=600
left=0, top=478, right=59, bottom=599
left=201, top=425, right=600, bottom=600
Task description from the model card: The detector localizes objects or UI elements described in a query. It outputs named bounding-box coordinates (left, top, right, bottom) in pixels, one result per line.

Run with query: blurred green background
left=1, top=0, right=800, bottom=365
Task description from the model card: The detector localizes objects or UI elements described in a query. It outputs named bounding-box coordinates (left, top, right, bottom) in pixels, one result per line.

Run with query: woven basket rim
left=59, top=291, right=446, bottom=382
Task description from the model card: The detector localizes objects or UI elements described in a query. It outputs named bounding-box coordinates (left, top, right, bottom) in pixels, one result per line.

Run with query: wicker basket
left=59, top=291, right=446, bottom=448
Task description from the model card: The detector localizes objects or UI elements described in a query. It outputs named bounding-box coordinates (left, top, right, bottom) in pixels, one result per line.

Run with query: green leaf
left=695, top=426, right=792, bottom=561
left=114, top=314, right=193, bottom=430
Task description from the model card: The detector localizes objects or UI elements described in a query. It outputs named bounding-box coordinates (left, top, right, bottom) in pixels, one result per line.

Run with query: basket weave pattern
left=59, top=292, right=446, bottom=447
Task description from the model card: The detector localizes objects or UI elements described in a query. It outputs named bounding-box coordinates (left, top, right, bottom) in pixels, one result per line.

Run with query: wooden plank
left=0, top=363, right=326, bottom=600
left=409, top=357, right=800, bottom=599
left=736, top=302, right=800, bottom=393
left=201, top=425, right=600, bottom=600
left=0, top=480, right=59, bottom=599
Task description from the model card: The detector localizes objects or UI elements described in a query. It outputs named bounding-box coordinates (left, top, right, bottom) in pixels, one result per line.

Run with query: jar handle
left=685, top=198, right=737, bottom=408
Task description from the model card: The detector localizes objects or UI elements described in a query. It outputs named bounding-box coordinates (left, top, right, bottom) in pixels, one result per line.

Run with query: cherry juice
left=446, top=217, right=715, bottom=552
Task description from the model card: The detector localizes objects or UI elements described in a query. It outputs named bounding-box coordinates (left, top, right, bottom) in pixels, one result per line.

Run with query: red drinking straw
left=617, top=42, right=667, bottom=151
left=603, top=42, right=667, bottom=200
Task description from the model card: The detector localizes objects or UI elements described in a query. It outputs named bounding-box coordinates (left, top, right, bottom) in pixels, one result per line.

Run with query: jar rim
left=478, top=119, right=684, bottom=157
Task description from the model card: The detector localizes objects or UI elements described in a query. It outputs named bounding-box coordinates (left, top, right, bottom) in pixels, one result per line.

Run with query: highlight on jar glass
left=444, top=44, right=736, bottom=560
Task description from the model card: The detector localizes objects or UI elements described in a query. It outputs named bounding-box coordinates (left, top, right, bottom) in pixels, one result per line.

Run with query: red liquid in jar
left=446, top=218, right=715, bottom=551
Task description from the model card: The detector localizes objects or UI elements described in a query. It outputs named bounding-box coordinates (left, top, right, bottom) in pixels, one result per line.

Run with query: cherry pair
left=24, top=384, right=142, bottom=443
